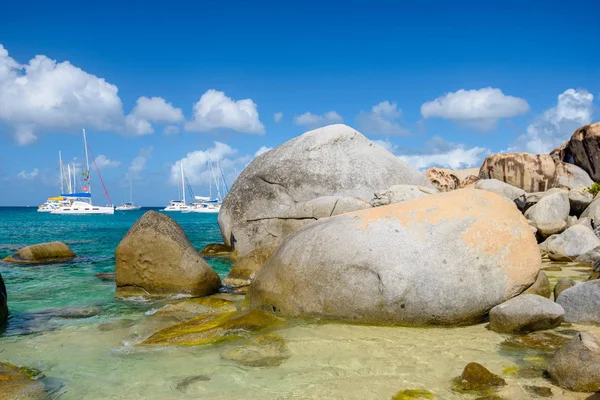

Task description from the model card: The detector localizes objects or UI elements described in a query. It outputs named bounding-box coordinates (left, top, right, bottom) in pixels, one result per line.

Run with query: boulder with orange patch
left=247, top=189, right=541, bottom=326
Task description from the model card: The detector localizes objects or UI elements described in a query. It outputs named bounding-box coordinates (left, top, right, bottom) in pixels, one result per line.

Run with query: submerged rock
left=523, top=385, right=552, bottom=398
left=392, top=389, right=436, bottom=399
left=115, top=211, right=221, bottom=297
left=94, top=272, right=115, bottom=282
left=153, top=297, right=237, bottom=321
left=0, top=273, right=7, bottom=326
left=34, top=306, right=103, bottom=319
left=525, top=191, right=570, bottom=237
left=489, top=294, right=564, bottom=333
left=248, top=189, right=541, bottom=326
left=0, top=362, right=46, bottom=400
left=501, top=332, right=572, bottom=351
left=451, top=362, right=506, bottom=395
left=548, top=331, right=600, bottom=392
left=220, top=333, right=290, bottom=367
left=175, top=374, right=211, bottom=392
left=218, top=124, right=431, bottom=257
left=3, top=241, right=75, bottom=264
left=554, top=279, right=577, bottom=299
left=522, top=271, right=551, bottom=298
left=143, top=309, right=283, bottom=346
left=199, top=243, right=232, bottom=258
left=223, top=246, right=276, bottom=288
left=556, top=280, right=600, bottom=324
left=370, top=185, right=436, bottom=207
left=540, top=225, right=600, bottom=261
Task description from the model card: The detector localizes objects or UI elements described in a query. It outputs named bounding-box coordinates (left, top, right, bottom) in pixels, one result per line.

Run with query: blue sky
left=0, top=0, right=598, bottom=206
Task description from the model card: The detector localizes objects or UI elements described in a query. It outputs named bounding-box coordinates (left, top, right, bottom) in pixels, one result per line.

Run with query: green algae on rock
left=451, top=362, right=506, bottom=395
left=143, top=309, right=284, bottom=346
left=391, top=389, right=436, bottom=399
left=0, top=362, right=47, bottom=400
left=199, top=243, right=232, bottom=258
left=3, top=241, right=75, bottom=265
left=223, top=245, right=276, bottom=288
left=500, top=331, right=572, bottom=351
left=153, top=297, right=237, bottom=321
left=221, top=333, right=290, bottom=367
left=524, top=385, right=552, bottom=397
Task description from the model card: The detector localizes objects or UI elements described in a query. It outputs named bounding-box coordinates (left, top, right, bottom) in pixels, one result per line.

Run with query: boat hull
left=51, top=204, right=115, bottom=215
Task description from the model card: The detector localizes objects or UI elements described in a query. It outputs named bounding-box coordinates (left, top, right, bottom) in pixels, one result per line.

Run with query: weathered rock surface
left=199, top=243, right=232, bottom=258
left=220, top=333, right=290, bottom=367
left=0, top=362, right=46, bottom=400
left=479, top=153, right=556, bottom=192
left=475, top=179, right=526, bottom=210
left=556, top=280, right=600, bottom=324
left=218, top=124, right=431, bottom=257
left=569, top=185, right=594, bottom=216
left=522, top=271, right=551, bottom=298
left=370, top=185, right=436, bottom=207
left=0, top=273, right=7, bottom=326
left=115, top=211, right=221, bottom=297
left=501, top=332, right=571, bottom=351
left=525, top=191, right=570, bottom=237
left=452, top=362, right=506, bottom=395
left=223, top=246, right=276, bottom=288
left=550, top=122, right=600, bottom=182
left=554, top=162, right=594, bottom=190
left=153, top=297, right=237, bottom=321
left=248, top=189, right=541, bottom=326
left=425, top=167, right=460, bottom=192
left=489, top=294, right=564, bottom=333
left=540, top=225, right=600, bottom=261
left=459, top=175, right=480, bottom=188
left=3, top=241, right=75, bottom=264
left=554, top=279, right=577, bottom=299
left=548, top=331, right=600, bottom=392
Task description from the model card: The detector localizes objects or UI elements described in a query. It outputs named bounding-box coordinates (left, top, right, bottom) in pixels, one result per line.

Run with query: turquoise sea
left=0, top=207, right=597, bottom=399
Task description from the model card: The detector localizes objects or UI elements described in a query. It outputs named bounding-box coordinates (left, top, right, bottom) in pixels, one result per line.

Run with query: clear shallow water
left=0, top=208, right=597, bottom=399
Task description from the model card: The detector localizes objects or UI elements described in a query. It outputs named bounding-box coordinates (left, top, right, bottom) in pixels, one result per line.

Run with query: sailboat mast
left=83, top=129, right=91, bottom=194
left=130, top=179, right=133, bottom=203
left=59, top=151, right=64, bottom=194
left=67, top=164, right=72, bottom=193
left=73, top=162, right=77, bottom=191
left=180, top=162, right=186, bottom=204
left=209, top=158, right=221, bottom=202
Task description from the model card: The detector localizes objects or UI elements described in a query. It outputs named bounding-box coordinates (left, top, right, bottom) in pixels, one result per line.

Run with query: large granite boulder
left=478, top=153, right=556, bottom=192
left=554, top=162, right=594, bottom=190
left=3, top=241, right=75, bottom=264
left=218, top=124, right=431, bottom=257
left=0, top=273, right=7, bottom=326
left=524, top=190, right=570, bottom=237
left=555, top=280, right=600, bottom=324
left=474, top=179, right=526, bottom=210
left=547, top=331, right=600, bottom=392
left=425, top=167, right=460, bottom=192
left=550, top=122, right=600, bottom=182
left=539, top=225, right=600, bottom=261
left=247, top=189, right=541, bottom=326
left=488, top=294, right=564, bottom=333
left=115, top=211, right=221, bottom=297
left=370, top=185, right=436, bottom=207
left=568, top=185, right=594, bottom=216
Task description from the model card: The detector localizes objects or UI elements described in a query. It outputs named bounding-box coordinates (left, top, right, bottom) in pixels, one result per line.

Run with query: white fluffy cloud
left=94, top=155, right=121, bottom=169
left=0, top=44, right=158, bottom=144
left=17, top=168, right=39, bottom=179
left=127, top=147, right=153, bottom=179
left=421, top=87, right=530, bottom=130
left=254, top=145, right=272, bottom=157
left=294, top=111, right=343, bottom=128
left=185, top=90, right=265, bottom=134
left=398, top=136, right=491, bottom=170
left=132, top=96, right=184, bottom=123
left=274, top=112, right=283, bottom=123
left=510, top=88, right=594, bottom=154
left=356, top=101, right=409, bottom=135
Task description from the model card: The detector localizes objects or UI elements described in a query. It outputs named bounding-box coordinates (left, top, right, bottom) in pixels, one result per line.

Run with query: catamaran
left=188, top=154, right=227, bottom=213
left=51, top=129, right=115, bottom=215
left=163, top=162, right=190, bottom=212
left=116, top=179, right=141, bottom=211
left=38, top=151, right=71, bottom=212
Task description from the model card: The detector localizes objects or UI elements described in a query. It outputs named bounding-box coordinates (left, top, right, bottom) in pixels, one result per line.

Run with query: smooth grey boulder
left=475, top=179, right=527, bottom=210
left=248, top=189, right=541, bottom=326
left=554, top=279, right=577, bottom=299
left=525, top=190, right=570, bottom=237
left=489, top=294, right=564, bottom=333
left=525, top=188, right=566, bottom=212
left=548, top=331, right=600, bottom=392
left=539, top=225, right=600, bottom=261
left=580, top=196, right=600, bottom=220
left=522, top=271, right=551, bottom=298
left=219, top=124, right=432, bottom=256
left=575, top=245, right=600, bottom=264
left=554, top=162, right=594, bottom=191
left=568, top=185, right=593, bottom=216
left=370, top=185, right=436, bottom=207
left=556, top=280, right=600, bottom=324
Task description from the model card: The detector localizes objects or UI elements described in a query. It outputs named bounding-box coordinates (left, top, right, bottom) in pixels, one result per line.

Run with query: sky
left=0, top=0, right=598, bottom=206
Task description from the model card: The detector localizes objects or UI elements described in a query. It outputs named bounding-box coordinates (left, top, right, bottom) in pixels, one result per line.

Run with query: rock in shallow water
left=3, top=241, right=75, bottom=265
left=489, top=294, right=564, bottom=333
left=0, top=362, right=46, bottom=400
left=199, top=243, right=232, bottom=258
left=153, top=297, right=237, bottom=321
left=115, top=211, right=221, bottom=297
left=220, top=333, right=290, bottom=367
left=548, top=331, right=600, bottom=392
left=391, top=389, right=436, bottom=399
left=248, top=189, right=541, bottom=326
left=500, top=332, right=572, bottom=351
left=540, top=225, right=600, bottom=262
left=451, top=362, right=506, bottom=395
left=223, top=246, right=276, bottom=288
left=556, top=280, right=600, bottom=324
left=554, top=279, right=577, bottom=299
left=522, top=271, right=551, bottom=298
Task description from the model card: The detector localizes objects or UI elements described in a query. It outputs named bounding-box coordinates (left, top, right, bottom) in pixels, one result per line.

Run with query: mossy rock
left=451, top=362, right=506, bottom=395
left=223, top=246, right=276, bottom=288
left=154, top=297, right=237, bottom=320
left=221, top=333, right=290, bottom=367
left=501, top=332, right=571, bottom=351
left=0, top=362, right=46, bottom=399
left=391, top=389, right=436, bottom=399
left=143, top=309, right=284, bottom=346
left=524, top=385, right=552, bottom=397
left=503, top=365, right=546, bottom=379
left=542, top=266, right=562, bottom=272
left=199, top=243, right=232, bottom=258
left=3, top=241, right=75, bottom=264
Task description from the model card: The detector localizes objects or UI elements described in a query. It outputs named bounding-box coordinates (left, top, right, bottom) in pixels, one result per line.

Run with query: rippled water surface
left=0, top=207, right=597, bottom=399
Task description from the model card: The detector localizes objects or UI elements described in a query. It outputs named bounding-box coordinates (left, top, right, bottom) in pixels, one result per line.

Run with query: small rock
left=223, top=246, right=276, bottom=288
left=542, top=266, right=562, bottom=272
left=94, top=272, right=115, bottom=282
left=525, top=191, right=570, bottom=237
left=501, top=332, right=571, bottom=351
left=524, top=385, right=552, bottom=398
left=175, top=374, right=211, bottom=392
left=556, top=280, right=600, bottom=324
left=554, top=279, right=577, bottom=299
left=153, top=297, right=237, bottom=321
left=522, top=272, right=551, bottom=298
left=392, top=389, right=436, bottom=399
left=34, top=306, right=103, bottom=319
left=221, top=333, right=290, bottom=367
left=452, top=362, right=506, bottom=395
left=539, top=225, right=600, bottom=261
left=3, top=241, right=75, bottom=264
left=548, top=331, right=600, bottom=392
left=199, top=243, right=232, bottom=258
left=489, top=294, right=564, bottom=333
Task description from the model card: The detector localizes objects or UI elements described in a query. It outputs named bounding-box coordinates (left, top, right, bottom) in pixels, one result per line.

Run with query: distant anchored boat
left=116, top=180, right=141, bottom=211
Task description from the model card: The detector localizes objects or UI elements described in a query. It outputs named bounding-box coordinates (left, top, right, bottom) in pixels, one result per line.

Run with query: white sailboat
left=38, top=151, right=70, bottom=212
left=163, top=162, right=190, bottom=212
left=189, top=153, right=225, bottom=214
left=116, top=179, right=142, bottom=211
left=51, top=129, right=115, bottom=215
